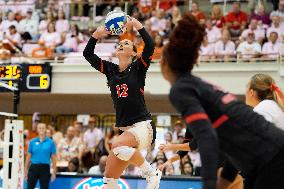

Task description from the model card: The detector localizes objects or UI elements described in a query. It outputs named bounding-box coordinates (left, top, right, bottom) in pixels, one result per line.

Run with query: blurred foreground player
left=159, top=13, right=284, bottom=189
left=83, top=17, right=161, bottom=189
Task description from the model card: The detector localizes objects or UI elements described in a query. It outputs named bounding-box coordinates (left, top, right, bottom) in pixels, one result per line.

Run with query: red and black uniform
left=83, top=28, right=156, bottom=141
left=170, top=73, right=284, bottom=189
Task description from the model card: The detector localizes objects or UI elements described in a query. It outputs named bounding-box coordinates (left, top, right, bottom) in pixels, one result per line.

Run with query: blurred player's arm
left=217, top=160, right=238, bottom=189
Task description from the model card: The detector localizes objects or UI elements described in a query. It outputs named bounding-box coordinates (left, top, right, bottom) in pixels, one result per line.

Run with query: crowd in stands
left=15, top=114, right=201, bottom=177
left=0, top=0, right=282, bottom=61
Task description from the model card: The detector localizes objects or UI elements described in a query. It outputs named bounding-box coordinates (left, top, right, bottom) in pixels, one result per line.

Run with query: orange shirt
left=191, top=11, right=206, bottom=21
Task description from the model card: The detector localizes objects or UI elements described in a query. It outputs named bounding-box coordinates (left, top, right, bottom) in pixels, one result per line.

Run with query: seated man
left=262, top=32, right=280, bottom=58
left=237, top=31, right=261, bottom=59
left=225, top=2, right=248, bottom=37
left=240, top=19, right=265, bottom=44
left=214, top=30, right=236, bottom=60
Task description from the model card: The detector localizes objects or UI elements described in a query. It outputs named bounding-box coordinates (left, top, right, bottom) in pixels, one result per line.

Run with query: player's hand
left=51, top=172, right=56, bottom=182
left=158, top=160, right=171, bottom=171
left=92, top=26, right=110, bottom=39
left=159, top=143, right=173, bottom=152
left=216, top=176, right=231, bottom=189
left=125, top=16, right=143, bottom=31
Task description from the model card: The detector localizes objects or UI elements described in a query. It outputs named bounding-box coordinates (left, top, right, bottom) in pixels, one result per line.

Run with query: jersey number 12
left=116, top=84, right=128, bottom=98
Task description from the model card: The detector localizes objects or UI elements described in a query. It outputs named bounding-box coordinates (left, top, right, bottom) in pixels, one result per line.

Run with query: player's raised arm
left=126, top=17, right=154, bottom=70
left=83, top=26, right=111, bottom=75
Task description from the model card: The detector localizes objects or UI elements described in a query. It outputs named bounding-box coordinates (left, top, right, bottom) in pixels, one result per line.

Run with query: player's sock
left=103, top=177, right=119, bottom=189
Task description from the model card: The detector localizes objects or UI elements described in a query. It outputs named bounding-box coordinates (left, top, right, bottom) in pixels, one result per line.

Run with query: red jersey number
left=116, top=84, right=128, bottom=98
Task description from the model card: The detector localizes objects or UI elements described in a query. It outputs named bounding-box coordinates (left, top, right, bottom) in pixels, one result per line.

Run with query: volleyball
left=105, top=10, right=127, bottom=35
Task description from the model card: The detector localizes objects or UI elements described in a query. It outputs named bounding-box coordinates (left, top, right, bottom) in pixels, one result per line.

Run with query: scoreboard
left=0, top=63, right=52, bottom=92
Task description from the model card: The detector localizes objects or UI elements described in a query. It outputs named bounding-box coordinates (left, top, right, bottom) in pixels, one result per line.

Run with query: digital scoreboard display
left=0, top=63, right=52, bottom=92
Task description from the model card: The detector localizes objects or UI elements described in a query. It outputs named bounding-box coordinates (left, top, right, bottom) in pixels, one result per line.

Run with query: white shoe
left=142, top=169, right=162, bottom=189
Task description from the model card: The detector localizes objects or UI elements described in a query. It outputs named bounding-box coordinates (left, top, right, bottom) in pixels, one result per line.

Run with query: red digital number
left=116, top=84, right=128, bottom=98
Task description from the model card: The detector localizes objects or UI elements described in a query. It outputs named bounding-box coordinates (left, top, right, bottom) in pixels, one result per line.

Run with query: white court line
left=0, top=112, right=18, bottom=117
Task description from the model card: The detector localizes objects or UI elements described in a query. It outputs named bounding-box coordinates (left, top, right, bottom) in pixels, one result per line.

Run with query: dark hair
left=163, top=13, right=206, bottom=74
left=9, top=25, right=16, bottom=30
left=69, top=157, right=80, bottom=172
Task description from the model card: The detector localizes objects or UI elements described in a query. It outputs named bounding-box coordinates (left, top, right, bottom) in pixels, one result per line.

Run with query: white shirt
left=18, top=18, right=39, bottom=35
left=0, top=20, right=19, bottom=32
left=262, top=41, right=280, bottom=58
left=88, top=165, right=102, bottom=175
left=83, top=128, right=103, bottom=149
left=254, top=100, right=284, bottom=130
left=6, top=32, right=22, bottom=47
left=206, top=27, right=221, bottom=44
left=55, top=19, right=70, bottom=34
left=241, top=28, right=265, bottom=41
left=237, top=41, right=261, bottom=58
left=63, top=33, right=83, bottom=50
left=214, top=40, right=235, bottom=56
left=188, top=151, right=202, bottom=167
left=39, top=31, right=61, bottom=47
left=200, top=44, right=215, bottom=56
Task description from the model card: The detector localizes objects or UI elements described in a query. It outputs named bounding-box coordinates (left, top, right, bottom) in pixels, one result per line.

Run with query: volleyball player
left=159, top=13, right=284, bottom=189
left=83, top=17, right=161, bottom=189
left=246, top=73, right=284, bottom=129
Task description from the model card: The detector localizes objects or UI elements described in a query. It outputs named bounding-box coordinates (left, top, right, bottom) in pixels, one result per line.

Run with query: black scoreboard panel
left=0, top=63, right=52, bottom=92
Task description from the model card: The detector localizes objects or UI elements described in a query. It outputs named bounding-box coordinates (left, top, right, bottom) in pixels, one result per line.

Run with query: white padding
left=112, top=146, right=136, bottom=161
left=103, top=177, right=118, bottom=189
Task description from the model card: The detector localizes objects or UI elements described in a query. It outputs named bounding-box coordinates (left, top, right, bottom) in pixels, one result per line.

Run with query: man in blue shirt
left=25, top=123, right=57, bottom=189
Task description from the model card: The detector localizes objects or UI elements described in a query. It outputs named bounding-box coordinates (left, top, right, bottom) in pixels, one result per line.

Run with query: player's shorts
left=120, top=120, right=156, bottom=150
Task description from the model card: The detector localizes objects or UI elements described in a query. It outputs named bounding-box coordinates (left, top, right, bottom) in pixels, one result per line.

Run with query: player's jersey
left=170, top=73, right=284, bottom=181
left=83, top=28, right=154, bottom=127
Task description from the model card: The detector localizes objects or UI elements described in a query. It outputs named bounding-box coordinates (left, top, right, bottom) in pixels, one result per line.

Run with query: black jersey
left=169, top=73, right=284, bottom=183
left=83, top=28, right=154, bottom=127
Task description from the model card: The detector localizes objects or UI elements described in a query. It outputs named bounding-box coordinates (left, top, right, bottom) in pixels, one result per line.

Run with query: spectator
left=38, top=12, right=55, bottom=34
left=46, top=128, right=52, bottom=139
left=172, top=120, right=184, bottom=143
left=104, top=124, right=121, bottom=153
left=18, top=9, right=39, bottom=42
left=32, top=40, right=54, bottom=58
left=83, top=116, right=103, bottom=150
left=88, top=155, right=107, bottom=175
left=39, top=22, right=61, bottom=49
left=237, top=31, right=261, bottom=59
left=240, top=18, right=265, bottom=44
left=55, top=10, right=70, bottom=34
left=225, top=2, right=248, bottom=37
left=0, top=12, right=19, bottom=33
left=171, top=6, right=182, bottom=26
left=250, top=4, right=271, bottom=26
left=267, top=16, right=282, bottom=40
left=48, top=124, right=63, bottom=145
left=270, top=0, right=284, bottom=28
left=211, top=4, right=225, bottom=28
left=188, top=150, right=201, bottom=176
left=181, top=162, right=193, bottom=175
left=67, top=157, right=80, bottom=173
left=134, top=34, right=144, bottom=55
left=205, top=19, right=221, bottom=44
left=57, top=126, right=82, bottom=162
left=5, top=25, right=22, bottom=49
left=150, top=10, right=167, bottom=32
left=190, top=1, right=206, bottom=24
left=152, top=34, right=164, bottom=60
left=214, top=30, right=236, bottom=59
left=262, top=32, right=280, bottom=58
left=199, top=35, right=215, bottom=60
left=165, top=163, right=175, bottom=176
left=138, top=0, right=154, bottom=14
left=56, top=24, right=83, bottom=54
left=73, top=121, right=83, bottom=140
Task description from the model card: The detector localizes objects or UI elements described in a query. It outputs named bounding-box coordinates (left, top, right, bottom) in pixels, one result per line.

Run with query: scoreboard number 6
left=40, top=75, right=48, bottom=89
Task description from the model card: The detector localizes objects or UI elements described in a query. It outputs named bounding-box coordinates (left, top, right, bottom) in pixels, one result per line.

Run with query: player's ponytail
left=249, top=74, right=284, bottom=111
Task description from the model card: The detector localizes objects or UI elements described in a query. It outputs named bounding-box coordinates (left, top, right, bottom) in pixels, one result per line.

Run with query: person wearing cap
left=237, top=31, right=261, bottom=59
left=18, top=9, right=39, bottom=42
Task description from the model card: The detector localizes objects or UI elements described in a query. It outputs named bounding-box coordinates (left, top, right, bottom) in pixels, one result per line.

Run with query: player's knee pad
left=112, top=146, right=135, bottom=161
left=103, top=177, right=118, bottom=189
